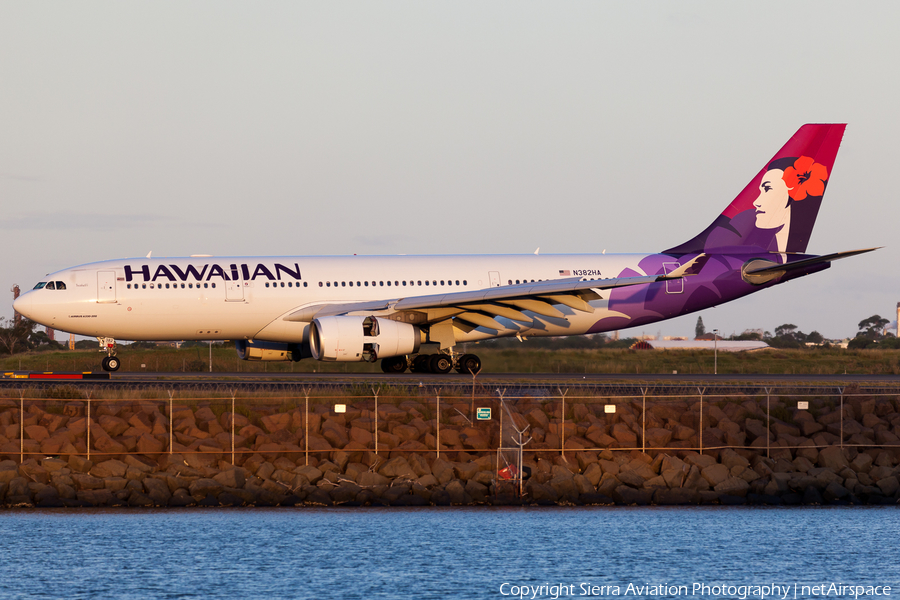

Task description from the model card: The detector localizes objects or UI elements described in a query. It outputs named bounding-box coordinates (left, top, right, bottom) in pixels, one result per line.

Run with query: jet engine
left=309, top=315, right=420, bottom=362
left=235, top=340, right=306, bottom=361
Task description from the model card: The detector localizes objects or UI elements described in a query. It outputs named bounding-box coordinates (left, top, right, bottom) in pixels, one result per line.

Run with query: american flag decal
left=559, top=270, right=570, bottom=276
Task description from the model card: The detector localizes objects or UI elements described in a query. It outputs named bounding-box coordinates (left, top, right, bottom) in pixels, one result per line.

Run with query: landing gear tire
left=102, top=356, right=121, bottom=372
left=428, top=354, right=453, bottom=374
left=455, top=353, right=482, bottom=374
left=380, top=356, right=408, bottom=373
left=411, top=354, right=431, bottom=373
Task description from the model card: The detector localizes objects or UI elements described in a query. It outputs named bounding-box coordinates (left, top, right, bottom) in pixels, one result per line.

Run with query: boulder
left=379, top=457, right=418, bottom=480
left=189, top=478, right=224, bottom=498
left=714, top=476, right=750, bottom=497
left=90, top=459, right=127, bottom=479
left=143, top=478, right=172, bottom=505
left=526, top=482, right=558, bottom=505
left=876, top=476, right=899, bottom=497
left=720, top=449, right=750, bottom=470
left=612, top=485, right=652, bottom=505
left=611, top=423, right=637, bottom=446
left=445, top=480, right=472, bottom=505
left=357, top=471, right=389, bottom=488
left=817, top=446, right=850, bottom=472
left=700, top=464, right=730, bottom=487
left=213, top=468, right=246, bottom=489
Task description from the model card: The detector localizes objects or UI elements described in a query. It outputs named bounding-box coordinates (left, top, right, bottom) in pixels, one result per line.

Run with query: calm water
left=0, top=507, right=897, bottom=599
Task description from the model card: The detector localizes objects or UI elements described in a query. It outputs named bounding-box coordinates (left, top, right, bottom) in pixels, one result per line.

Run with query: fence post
left=86, top=390, right=92, bottom=461
left=231, top=391, right=236, bottom=465
left=167, top=390, right=174, bottom=454
left=641, top=387, right=648, bottom=454
left=559, top=387, right=568, bottom=458
left=839, top=387, right=844, bottom=449
left=697, top=387, right=704, bottom=456
left=373, top=388, right=379, bottom=455
left=765, top=388, right=771, bottom=460
left=304, top=388, right=310, bottom=466
left=436, top=392, right=441, bottom=459
left=19, top=391, right=24, bottom=463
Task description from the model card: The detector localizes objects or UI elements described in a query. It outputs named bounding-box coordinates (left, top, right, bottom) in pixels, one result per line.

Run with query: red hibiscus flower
left=782, top=156, right=829, bottom=201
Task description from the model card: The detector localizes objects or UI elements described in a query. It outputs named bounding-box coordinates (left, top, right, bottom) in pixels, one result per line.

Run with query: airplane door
left=662, top=262, right=683, bottom=294
left=225, top=276, right=244, bottom=301
left=489, top=271, right=501, bottom=287
left=97, top=271, right=117, bottom=303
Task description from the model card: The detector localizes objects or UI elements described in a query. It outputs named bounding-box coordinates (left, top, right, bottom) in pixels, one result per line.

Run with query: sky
left=1, top=2, right=898, bottom=341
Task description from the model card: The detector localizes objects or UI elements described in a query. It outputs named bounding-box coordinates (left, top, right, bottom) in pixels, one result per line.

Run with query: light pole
left=712, top=329, right=719, bottom=375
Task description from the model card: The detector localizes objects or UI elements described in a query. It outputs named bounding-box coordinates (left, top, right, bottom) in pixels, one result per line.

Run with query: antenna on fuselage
left=146, top=251, right=152, bottom=258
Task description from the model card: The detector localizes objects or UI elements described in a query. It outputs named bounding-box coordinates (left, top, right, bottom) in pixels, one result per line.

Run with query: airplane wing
left=284, top=254, right=705, bottom=330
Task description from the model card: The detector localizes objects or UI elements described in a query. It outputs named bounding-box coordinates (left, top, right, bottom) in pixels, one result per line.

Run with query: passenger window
left=304, top=282, right=308, bottom=287
left=349, top=281, right=353, bottom=287
left=281, top=282, right=285, bottom=287
left=326, top=282, right=330, bottom=287
left=364, top=281, right=368, bottom=286
left=212, top=283, right=216, bottom=288
left=288, top=282, right=292, bottom=287
left=402, top=281, right=406, bottom=286
left=357, top=281, right=361, bottom=287
left=181, top=283, right=185, bottom=289
left=440, top=280, right=444, bottom=285
left=455, top=280, right=460, bottom=285
left=165, top=284, right=170, bottom=289
left=425, top=281, right=429, bottom=286
left=417, top=280, right=421, bottom=286
left=380, top=281, right=383, bottom=286
left=203, top=283, right=208, bottom=288
left=266, top=283, right=270, bottom=288
left=463, top=280, right=467, bottom=285
left=342, top=282, right=346, bottom=287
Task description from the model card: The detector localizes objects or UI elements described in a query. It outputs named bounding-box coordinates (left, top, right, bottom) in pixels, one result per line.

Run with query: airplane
left=12, top=124, right=876, bottom=374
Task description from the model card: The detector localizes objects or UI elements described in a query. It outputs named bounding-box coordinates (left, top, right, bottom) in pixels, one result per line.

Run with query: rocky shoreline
left=0, top=393, right=899, bottom=507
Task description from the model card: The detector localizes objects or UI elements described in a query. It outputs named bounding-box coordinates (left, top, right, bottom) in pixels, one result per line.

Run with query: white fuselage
left=15, top=253, right=651, bottom=344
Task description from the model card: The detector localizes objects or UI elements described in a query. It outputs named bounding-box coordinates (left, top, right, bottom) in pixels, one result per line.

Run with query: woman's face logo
left=753, top=169, right=792, bottom=230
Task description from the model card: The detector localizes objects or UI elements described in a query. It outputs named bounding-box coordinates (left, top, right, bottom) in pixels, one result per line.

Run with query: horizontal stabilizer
left=744, top=248, right=879, bottom=276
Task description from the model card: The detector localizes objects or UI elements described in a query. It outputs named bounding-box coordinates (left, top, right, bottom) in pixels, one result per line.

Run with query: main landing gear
left=380, top=353, right=482, bottom=375
left=98, top=337, right=120, bottom=372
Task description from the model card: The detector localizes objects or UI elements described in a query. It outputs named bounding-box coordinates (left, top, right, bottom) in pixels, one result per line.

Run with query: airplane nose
left=13, top=292, right=33, bottom=320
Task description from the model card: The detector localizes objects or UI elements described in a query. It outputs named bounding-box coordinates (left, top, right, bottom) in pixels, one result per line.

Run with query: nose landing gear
left=98, top=337, right=120, bottom=372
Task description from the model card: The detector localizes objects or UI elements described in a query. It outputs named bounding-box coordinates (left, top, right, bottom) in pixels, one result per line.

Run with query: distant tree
left=730, top=329, right=763, bottom=341
left=695, top=316, right=706, bottom=339
left=0, top=317, right=36, bottom=356
left=858, top=315, right=889, bottom=340
left=774, top=324, right=799, bottom=340
left=806, top=331, right=825, bottom=345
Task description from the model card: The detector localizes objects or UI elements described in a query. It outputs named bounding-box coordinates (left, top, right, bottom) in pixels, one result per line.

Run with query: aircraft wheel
left=102, top=356, right=121, bottom=372
left=455, top=353, right=482, bottom=374
left=411, top=354, right=431, bottom=373
left=428, top=354, right=453, bottom=374
left=381, top=356, right=407, bottom=373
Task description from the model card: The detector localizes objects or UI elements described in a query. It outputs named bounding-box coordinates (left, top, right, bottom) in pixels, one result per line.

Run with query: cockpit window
left=33, top=282, right=47, bottom=290
left=46, top=282, right=56, bottom=290
left=55, top=281, right=66, bottom=290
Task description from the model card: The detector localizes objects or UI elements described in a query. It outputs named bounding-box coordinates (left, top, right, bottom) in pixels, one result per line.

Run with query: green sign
left=476, top=407, right=491, bottom=420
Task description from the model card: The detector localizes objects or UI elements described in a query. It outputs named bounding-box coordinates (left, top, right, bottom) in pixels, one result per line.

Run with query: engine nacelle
left=235, top=340, right=305, bottom=361
left=309, top=316, right=420, bottom=362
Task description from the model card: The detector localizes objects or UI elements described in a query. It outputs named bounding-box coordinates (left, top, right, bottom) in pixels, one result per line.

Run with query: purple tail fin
left=666, top=124, right=846, bottom=255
